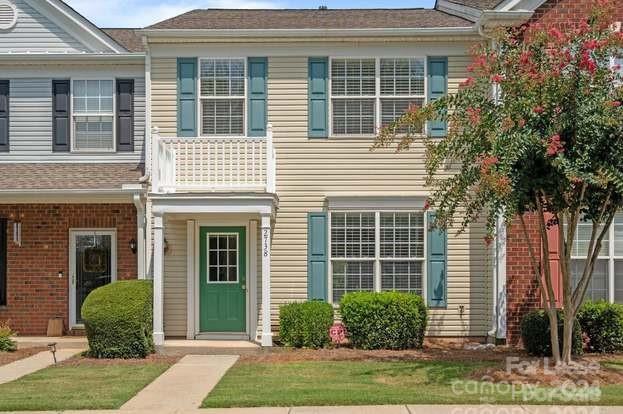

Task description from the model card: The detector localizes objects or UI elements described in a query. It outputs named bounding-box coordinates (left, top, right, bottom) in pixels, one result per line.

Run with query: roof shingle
left=102, top=28, right=144, bottom=52
left=0, top=163, right=144, bottom=191
left=444, top=0, right=505, bottom=11
left=148, top=8, right=472, bottom=30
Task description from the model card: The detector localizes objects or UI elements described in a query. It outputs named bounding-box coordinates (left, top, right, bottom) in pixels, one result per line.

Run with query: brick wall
left=505, top=0, right=622, bottom=345
left=527, top=0, right=623, bottom=28
left=0, top=204, right=137, bottom=335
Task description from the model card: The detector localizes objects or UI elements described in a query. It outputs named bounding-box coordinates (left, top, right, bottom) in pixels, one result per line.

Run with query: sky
left=64, top=0, right=437, bottom=28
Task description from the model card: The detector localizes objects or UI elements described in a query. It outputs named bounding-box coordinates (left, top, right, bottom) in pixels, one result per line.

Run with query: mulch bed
left=58, top=353, right=180, bottom=367
left=0, top=347, right=47, bottom=366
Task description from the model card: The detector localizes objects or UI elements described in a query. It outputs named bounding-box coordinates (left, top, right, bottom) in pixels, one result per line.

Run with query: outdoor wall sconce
left=13, top=221, right=21, bottom=247
left=58, top=271, right=63, bottom=279
left=129, top=238, right=137, bottom=254
left=163, top=238, right=169, bottom=255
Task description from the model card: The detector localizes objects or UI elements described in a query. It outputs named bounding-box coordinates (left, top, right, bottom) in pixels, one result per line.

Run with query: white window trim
left=197, top=57, right=248, bottom=138
left=327, top=209, right=428, bottom=305
left=206, top=232, right=240, bottom=284
left=70, top=78, right=116, bottom=153
left=328, top=56, right=428, bottom=138
left=570, top=219, right=623, bottom=303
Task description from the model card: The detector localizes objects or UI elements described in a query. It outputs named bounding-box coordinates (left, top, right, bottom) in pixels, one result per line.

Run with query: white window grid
left=198, top=58, right=247, bottom=137
left=328, top=57, right=428, bottom=137
left=70, top=78, right=116, bottom=152
left=206, top=232, right=240, bottom=284
left=328, top=210, right=428, bottom=304
left=568, top=212, right=623, bottom=303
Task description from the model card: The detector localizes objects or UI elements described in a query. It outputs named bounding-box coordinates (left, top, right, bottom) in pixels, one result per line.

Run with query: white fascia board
left=26, top=0, right=127, bottom=53
left=150, top=193, right=278, bottom=216
left=477, top=10, right=534, bottom=28
left=0, top=189, right=136, bottom=204
left=0, top=53, right=144, bottom=62
left=496, top=0, right=548, bottom=12
left=140, top=26, right=477, bottom=39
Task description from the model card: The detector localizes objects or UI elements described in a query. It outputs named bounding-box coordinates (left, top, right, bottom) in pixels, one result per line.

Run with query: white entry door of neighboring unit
left=69, top=229, right=117, bottom=328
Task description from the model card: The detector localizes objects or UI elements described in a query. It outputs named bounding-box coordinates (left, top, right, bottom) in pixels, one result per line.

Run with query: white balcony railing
left=151, top=124, right=276, bottom=194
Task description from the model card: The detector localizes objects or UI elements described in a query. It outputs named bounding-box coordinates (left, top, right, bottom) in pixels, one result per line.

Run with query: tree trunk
left=546, top=307, right=561, bottom=364
left=561, top=307, right=575, bottom=364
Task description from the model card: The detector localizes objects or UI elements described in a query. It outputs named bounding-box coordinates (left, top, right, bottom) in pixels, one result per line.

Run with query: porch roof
left=0, top=163, right=144, bottom=192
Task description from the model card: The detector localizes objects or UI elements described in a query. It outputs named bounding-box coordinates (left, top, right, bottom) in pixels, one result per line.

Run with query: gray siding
left=0, top=0, right=87, bottom=53
left=9, top=78, right=52, bottom=152
left=4, top=77, right=146, bottom=160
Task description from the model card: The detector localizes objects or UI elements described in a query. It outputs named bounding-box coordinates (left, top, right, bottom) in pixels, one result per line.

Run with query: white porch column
left=260, top=213, right=273, bottom=347
left=132, top=194, right=146, bottom=280
left=153, top=213, right=165, bottom=346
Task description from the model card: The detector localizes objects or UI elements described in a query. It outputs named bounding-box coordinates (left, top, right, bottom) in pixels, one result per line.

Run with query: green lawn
left=0, top=359, right=172, bottom=411
left=202, top=360, right=623, bottom=407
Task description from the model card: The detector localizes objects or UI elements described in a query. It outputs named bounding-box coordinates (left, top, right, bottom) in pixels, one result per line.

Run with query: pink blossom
left=459, top=77, right=475, bottom=88
left=579, top=51, right=597, bottom=74
left=548, top=27, right=565, bottom=42
left=491, top=74, right=504, bottom=83
left=582, top=39, right=599, bottom=50
left=423, top=199, right=430, bottom=211
left=533, top=106, right=545, bottom=114
left=466, top=107, right=481, bottom=125
left=546, top=134, right=564, bottom=156
left=609, top=101, right=622, bottom=107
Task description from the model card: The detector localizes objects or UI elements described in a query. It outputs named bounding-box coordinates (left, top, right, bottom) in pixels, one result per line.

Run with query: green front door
left=199, top=227, right=246, bottom=332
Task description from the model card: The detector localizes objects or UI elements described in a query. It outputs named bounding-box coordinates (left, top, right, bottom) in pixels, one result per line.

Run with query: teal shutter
left=307, top=212, right=328, bottom=301
left=427, top=212, right=447, bottom=307
left=177, top=57, right=197, bottom=137
left=308, top=57, right=328, bottom=138
left=248, top=57, right=267, bottom=136
left=427, top=57, right=448, bottom=138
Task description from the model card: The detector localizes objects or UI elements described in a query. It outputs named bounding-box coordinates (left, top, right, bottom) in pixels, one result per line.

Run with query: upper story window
left=330, top=57, right=426, bottom=136
left=72, top=80, right=114, bottom=151
left=568, top=212, right=623, bottom=303
left=200, top=58, right=245, bottom=136
left=330, top=211, right=425, bottom=303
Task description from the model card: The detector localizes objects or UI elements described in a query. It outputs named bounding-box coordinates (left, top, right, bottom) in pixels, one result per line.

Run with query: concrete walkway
left=4, top=405, right=623, bottom=414
left=121, top=354, right=239, bottom=411
left=0, top=348, right=84, bottom=384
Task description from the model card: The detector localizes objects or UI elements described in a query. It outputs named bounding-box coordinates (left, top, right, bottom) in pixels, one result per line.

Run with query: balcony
left=151, top=124, right=276, bottom=194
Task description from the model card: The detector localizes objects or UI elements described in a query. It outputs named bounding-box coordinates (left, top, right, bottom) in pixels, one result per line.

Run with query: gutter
left=0, top=53, right=145, bottom=62
left=139, top=26, right=478, bottom=39
left=476, top=10, right=534, bottom=32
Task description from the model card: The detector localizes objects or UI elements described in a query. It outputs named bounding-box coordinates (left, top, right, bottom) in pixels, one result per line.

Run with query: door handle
left=241, top=284, right=246, bottom=290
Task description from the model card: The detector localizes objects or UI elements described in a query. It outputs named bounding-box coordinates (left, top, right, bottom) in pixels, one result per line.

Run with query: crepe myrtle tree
left=375, top=4, right=623, bottom=365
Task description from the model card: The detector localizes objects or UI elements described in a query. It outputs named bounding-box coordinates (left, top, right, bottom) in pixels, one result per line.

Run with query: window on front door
left=329, top=211, right=426, bottom=303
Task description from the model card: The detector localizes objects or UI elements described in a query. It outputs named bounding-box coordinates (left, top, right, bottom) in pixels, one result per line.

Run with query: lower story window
left=330, top=211, right=425, bottom=303
left=570, top=212, right=623, bottom=303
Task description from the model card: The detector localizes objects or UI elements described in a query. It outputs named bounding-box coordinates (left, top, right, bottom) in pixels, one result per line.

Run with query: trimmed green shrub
left=0, top=321, right=17, bottom=352
left=279, top=300, right=334, bottom=349
left=82, top=280, right=154, bottom=359
left=340, top=291, right=428, bottom=350
left=578, top=301, right=623, bottom=353
left=520, top=309, right=582, bottom=356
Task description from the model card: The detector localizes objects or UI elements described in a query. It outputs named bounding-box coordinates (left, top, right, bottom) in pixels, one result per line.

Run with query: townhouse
left=0, top=0, right=620, bottom=347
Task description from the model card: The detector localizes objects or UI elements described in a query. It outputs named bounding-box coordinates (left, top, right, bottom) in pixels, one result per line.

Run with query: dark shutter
left=0, top=218, right=6, bottom=306
left=116, top=79, right=134, bottom=152
left=307, top=212, right=328, bottom=301
left=308, top=57, right=328, bottom=138
left=427, top=57, right=448, bottom=138
left=177, top=57, right=197, bottom=137
left=0, top=80, right=8, bottom=152
left=247, top=57, right=268, bottom=137
left=427, top=212, right=447, bottom=307
left=52, top=80, right=70, bottom=152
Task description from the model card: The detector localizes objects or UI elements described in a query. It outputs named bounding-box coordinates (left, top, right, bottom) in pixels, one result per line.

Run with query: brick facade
left=0, top=204, right=137, bottom=335
left=505, top=0, right=623, bottom=345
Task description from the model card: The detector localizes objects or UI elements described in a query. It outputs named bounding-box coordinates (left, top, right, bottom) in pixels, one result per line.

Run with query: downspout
left=138, top=35, right=151, bottom=184
left=478, top=19, right=502, bottom=342
left=132, top=193, right=146, bottom=279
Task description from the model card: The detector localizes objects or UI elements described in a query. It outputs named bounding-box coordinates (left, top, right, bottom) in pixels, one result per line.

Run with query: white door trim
left=68, top=228, right=117, bottom=329
left=190, top=218, right=254, bottom=339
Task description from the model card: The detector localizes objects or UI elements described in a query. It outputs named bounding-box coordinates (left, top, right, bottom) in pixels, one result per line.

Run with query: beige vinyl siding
left=163, top=218, right=187, bottom=337
left=150, top=52, right=491, bottom=337
left=151, top=58, right=177, bottom=136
